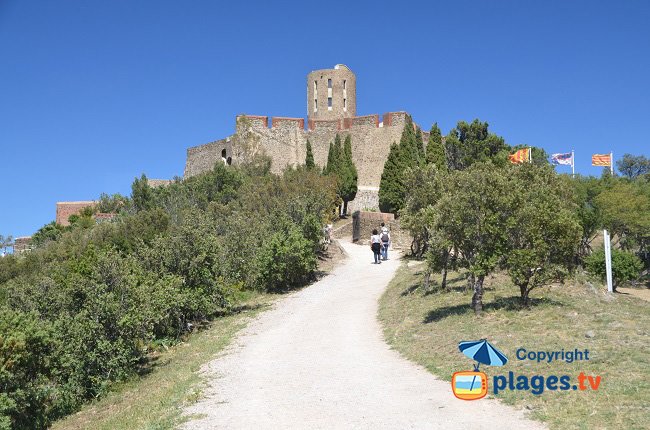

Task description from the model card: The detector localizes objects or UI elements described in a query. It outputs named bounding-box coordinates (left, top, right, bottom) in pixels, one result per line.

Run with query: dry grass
left=379, top=262, right=650, bottom=430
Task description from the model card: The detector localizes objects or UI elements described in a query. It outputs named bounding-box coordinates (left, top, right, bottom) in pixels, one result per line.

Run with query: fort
left=184, top=64, right=427, bottom=212
left=49, top=65, right=423, bottom=229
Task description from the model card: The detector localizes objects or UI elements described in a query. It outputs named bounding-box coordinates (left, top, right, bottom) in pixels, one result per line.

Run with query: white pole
left=604, top=229, right=613, bottom=293
left=571, top=149, right=575, bottom=177
left=610, top=151, right=614, bottom=175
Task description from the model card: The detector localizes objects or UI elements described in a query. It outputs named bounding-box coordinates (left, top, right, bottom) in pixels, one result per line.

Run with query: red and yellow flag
left=591, top=153, right=612, bottom=166
left=509, top=148, right=531, bottom=164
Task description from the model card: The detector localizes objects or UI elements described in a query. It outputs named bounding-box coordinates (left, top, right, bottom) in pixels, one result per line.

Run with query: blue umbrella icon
left=458, top=339, right=508, bottom=391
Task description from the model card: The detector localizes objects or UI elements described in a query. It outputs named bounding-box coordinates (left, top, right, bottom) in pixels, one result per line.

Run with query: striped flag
left=509, top=148, right=531, bottom=164
left=551, top=152, right=573, bottom=166
left=592, top=153, right=612, bottom=166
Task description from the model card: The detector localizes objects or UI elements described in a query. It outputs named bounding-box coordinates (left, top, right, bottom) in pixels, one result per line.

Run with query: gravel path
left=182, top=241, right=545, bottom=429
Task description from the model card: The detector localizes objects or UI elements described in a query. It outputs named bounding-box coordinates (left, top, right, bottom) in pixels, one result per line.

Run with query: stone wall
left=13, top=236, right=32, bottom=254
left=184, top=111, right=415, bottom=211
left=351, top=211, right=410, bottom=251
left=351, top=210, right=394, bottom=243
left=56, top=201, right=96, bottom=226
left=184, top=138, right=231, bottom=177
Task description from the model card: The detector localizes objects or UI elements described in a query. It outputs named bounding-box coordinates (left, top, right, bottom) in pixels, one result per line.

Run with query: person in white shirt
left=380, top=223, right=391, bottom=261
left=370, top=229, right=382, bottom=264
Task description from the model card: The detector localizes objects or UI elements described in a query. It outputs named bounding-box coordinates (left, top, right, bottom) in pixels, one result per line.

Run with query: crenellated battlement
left=236, top=112, right=409, bottom=133
left=382, top=111, right=409, bottom=128
left=271, top=117, right=305, bottom=130
left=236, top=114, right=269, bottom=132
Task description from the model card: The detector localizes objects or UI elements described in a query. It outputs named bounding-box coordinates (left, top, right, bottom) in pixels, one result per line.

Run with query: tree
left=616, top=154, right=650, bottom=179
left=378, top=142, right=404, bottom=213
left=429, top=163, right=513, bottom=314
left=339, top=135, right=358, bottom=215
left=445, top=119, right=509, bottom=170
left=0, top=235, right=13, bottom=254
left=504, top=164, right=581, bottom=306
left=400, top=164, right=441, bottom=257
left=305, top=139, right=315, bottom=170
left=31, top=222, right=65, bottom=247
left=323, top=134, right=357, bottom=216
left=131, top=174, right=155, bottom=212
left=585, top=248, right=643, bottom=292
left=425, top=123, right=446, bottom=171
left=571, top=175, right=604, bottom=260
left=415, top=127, right=425, bottom=162
left=323, top=135, right=342, bottom=176
left=596, top=181, right=650, bottom=261
left=378, top=119, right=422, bottom=214
left=399, top=117, right=421, bottom=169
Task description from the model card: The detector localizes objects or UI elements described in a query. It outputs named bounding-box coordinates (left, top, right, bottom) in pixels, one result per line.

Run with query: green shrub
left=0, top=162, right=337, bottom=427
left=585, top=248, right=643, bottom=291
left=255, top=221, right=316, bottom=291
left=0, top=309, right=55, bottom=430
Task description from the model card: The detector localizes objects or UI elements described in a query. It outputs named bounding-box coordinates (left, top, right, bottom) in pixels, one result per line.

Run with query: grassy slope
left=379, top=261, right=650, bottom=430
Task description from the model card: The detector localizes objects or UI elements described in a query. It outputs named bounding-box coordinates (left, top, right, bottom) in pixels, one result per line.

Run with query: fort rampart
left=184, top=111, right=417, bottom=212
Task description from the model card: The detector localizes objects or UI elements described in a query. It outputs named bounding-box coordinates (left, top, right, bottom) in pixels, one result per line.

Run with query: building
left=184, top=65, right=425, bottom=212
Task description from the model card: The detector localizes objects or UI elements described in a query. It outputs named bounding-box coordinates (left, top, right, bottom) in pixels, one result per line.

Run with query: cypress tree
left=323, top=142, right=334, bottom=175
left=425, top=123, right=446, bottom=171
left=378, top=141, right=405, bottom=214
left=305, top=139, right=315, bottom=169
left=399, top=117, right=420, bottom=169
left=415, top=127, right=425, bottom=163
left=340, top=135, right=358, bottom=215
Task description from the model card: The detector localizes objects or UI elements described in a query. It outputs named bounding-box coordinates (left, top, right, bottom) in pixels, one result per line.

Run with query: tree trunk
left=519, top=283, right=530, bottom=307
left=441, top=249, right=449, bottom=289
left=423, top=271, right=431, bottom=293
left=342, top=200, right=348, bottom=217
left=471, top=275, right=485, bottom=315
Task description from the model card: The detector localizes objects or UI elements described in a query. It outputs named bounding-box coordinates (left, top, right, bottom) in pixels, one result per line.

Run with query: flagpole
left=610, top=151, right=614, bottom=175
left=571, top=149, right=575, bottom=177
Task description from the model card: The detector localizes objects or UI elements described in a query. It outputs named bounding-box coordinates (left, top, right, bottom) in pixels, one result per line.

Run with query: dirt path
left=182, top=241, right=545, bottom=429
left=617, top=286, right=650, bottom=302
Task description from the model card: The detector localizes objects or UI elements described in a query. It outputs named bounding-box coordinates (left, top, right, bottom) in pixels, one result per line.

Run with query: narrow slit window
left=328, top=79, right=332, bottom=88
left=343, top=80, right=346, bottom=89
left=314, top=99, right=317, bottom=112
left=328, top=97, right=332, bottom=107
left=344, top=98, right=347, bottom=110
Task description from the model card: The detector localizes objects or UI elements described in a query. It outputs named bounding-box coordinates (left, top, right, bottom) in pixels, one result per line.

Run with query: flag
left=551, top=152, right=573, bottom=166
left=509, top=148, right=531, bottom=164
left=592, top=153, right=611, bottom=166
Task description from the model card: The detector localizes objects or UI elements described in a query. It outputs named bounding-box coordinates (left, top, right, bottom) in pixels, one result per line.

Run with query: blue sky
left=1, top=0, right=649, bottom=237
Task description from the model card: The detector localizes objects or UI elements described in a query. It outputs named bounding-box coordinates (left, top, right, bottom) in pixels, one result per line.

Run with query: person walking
left=370, top=229, right=382, bottom=264
left=380, top=223, right=390, bottom=261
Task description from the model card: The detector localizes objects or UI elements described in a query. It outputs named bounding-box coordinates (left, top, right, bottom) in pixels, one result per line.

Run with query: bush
left=585, top=248, right=643, bottom=291
left=254, top=221, right=317, bottom=291
left=0, top=310, right=54, bottom=430
left=0, top=162, right=337, bottom=427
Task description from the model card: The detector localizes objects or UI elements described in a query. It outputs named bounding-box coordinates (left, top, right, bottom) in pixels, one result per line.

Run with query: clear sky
left=1, top=0, right=649, bottom=237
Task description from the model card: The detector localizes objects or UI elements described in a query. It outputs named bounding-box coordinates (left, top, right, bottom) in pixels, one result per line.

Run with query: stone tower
left=307, top=64, right=356, bottom=121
